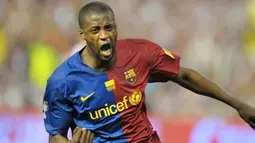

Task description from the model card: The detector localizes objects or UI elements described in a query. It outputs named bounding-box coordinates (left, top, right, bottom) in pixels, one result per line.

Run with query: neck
left=80, top=46, right=113, bottom=72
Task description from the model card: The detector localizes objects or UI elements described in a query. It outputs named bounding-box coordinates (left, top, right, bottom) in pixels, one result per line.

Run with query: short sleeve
left=43, top=81, right=74, bottom=136
left=145, top=40, right=181, bottom=82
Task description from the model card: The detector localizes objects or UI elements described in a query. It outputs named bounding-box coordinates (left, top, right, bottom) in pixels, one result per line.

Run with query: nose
left=99, top=30, right=109, bottom=42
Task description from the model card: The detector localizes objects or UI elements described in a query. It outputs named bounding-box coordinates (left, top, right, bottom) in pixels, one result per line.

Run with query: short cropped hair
left=78, top=1, right=114, bottom=28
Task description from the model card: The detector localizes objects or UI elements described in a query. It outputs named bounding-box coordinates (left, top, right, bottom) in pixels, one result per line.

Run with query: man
left=43, top=1, right=255, bottom=143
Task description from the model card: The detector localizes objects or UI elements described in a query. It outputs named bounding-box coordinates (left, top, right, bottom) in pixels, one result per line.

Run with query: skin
left=172, top=67, right=255, bottom=129
left=49, top=11, right=116, bottom=143
left=49, top=7, right=255, bottom=143
left=79, top=12, right=117, bottom=72
left=49, top=127, right=94, bottom=143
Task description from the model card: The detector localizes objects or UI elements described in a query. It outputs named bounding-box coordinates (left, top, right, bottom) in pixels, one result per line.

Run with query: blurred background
left=0, top=0, right=255, bottom=142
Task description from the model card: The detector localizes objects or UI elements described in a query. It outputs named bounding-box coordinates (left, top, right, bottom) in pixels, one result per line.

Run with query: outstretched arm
left=140, top=39, right=255, bottom=129
left=172, top=67, right=242, bottom=109
left=171, top=66, right=255, bottom=129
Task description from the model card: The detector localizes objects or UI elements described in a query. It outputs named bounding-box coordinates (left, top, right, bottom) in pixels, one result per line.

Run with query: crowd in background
left=0, top=0, right=254, bottom=117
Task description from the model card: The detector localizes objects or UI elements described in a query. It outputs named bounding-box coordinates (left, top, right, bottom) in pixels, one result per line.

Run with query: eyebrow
left=89, top=21, right=115, bottom=27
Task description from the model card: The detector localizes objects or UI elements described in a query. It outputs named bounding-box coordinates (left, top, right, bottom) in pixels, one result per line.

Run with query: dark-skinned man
left=43, top=1, right=255, bottom=143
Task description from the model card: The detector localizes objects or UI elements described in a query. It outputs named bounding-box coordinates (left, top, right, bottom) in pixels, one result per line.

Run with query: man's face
left=80, top=12, right=117, bottom=61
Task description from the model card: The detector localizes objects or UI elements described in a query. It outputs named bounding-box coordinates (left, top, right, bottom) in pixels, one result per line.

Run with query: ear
left=78, top=29, right=85, bottom=39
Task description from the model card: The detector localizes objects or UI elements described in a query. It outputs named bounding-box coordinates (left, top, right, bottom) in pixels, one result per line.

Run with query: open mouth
left=100, top=43, right=111, bottom=51
left=100, top=43, right=112, bottom=57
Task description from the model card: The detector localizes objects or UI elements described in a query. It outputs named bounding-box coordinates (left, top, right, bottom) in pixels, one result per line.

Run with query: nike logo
left=81, top=91, right=95, bottom=102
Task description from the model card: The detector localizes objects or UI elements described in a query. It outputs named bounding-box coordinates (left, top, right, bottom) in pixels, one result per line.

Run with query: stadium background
left=0, top=0, right=255, bottom=142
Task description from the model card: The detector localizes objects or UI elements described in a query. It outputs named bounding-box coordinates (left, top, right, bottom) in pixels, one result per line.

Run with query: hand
left=72, top=126, right=94, bottom=143
left=238, top=104, right=255, bottom=130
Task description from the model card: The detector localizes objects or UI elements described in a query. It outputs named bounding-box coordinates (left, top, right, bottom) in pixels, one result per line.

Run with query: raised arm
left=171, top=66, right=255, bottom=129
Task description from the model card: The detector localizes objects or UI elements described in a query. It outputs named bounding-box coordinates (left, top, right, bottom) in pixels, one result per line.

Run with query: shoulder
left=117, top=38, right=156, bottom=47
left=44, top=77, right=73, bottom=101
left=46, top=54, right=78, bottom=93
left=48, top=52, right=79, bottom=82
left=116, top=38, right=158, bottom=54
left=114, top=39, right=160, bottom=67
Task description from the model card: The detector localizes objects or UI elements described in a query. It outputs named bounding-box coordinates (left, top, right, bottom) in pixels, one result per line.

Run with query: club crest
left=124, top=68, right=136, bottom=84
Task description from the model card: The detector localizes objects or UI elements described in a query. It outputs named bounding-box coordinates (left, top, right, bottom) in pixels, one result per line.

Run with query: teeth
left=101, top=48, right=112, bottom=57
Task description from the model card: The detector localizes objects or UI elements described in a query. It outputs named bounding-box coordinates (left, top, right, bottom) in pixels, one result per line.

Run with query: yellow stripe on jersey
left=105, top=79, right=116, bottom=91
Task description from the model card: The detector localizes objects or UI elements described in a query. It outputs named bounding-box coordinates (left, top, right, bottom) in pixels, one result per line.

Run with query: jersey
left=43, top=39, right=180, bottom=143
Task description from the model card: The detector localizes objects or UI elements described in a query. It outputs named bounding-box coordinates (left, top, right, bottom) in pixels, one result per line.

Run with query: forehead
left=84, top=12, right=115, bottom=26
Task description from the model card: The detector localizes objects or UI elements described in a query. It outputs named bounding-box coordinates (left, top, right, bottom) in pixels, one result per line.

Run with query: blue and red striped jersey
left=43, top=39, right=180, bottom=143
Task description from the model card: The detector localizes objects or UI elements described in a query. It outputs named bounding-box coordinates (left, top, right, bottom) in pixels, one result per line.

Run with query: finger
left=86, top=131, right=92, bottom=143
left=80, top=129, right=87, bottom=143
left=89, top=133, right=94, bottom=143
left=73, top=128, right=83, bottom=142
left=73, top=126, right=80, bottom=134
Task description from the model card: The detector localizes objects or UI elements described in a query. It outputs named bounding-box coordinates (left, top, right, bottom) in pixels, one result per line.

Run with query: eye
left=105, top=25, right=114, bottom=31
left=90, top=28, right=100, bottom=34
